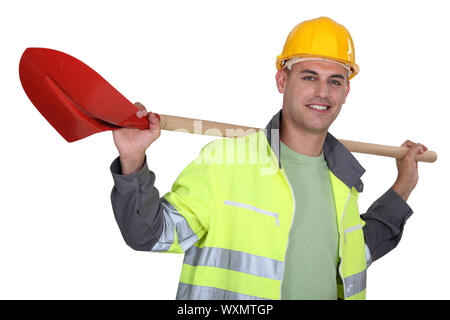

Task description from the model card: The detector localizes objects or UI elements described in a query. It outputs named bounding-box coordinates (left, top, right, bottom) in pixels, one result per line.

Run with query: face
left=276, top=60, right=350, bottom=135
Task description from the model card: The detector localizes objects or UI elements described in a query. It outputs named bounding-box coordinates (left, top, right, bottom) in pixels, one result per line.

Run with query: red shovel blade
left=19, top=48, right=149, bottom=142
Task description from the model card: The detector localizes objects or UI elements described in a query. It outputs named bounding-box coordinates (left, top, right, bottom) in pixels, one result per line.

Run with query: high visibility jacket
left=111, top=110, right=413, bottom=300
left=154, top=110, right=368, bottom=300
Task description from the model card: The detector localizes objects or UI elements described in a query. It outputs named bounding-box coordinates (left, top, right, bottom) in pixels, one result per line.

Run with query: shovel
left=19, top=48, right=437, bottom=163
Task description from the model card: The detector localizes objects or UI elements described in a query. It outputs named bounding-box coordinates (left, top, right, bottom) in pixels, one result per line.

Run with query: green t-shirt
left=280, top=141, right=339, bottom=300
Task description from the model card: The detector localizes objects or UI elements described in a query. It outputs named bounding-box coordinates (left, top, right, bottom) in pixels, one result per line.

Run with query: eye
left=302, top=76, right=315, bottom=81
left=329, top=80, right=342, bottom=86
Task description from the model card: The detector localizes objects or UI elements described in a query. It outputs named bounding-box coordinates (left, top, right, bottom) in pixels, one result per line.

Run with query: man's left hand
left=392, top=140, right=427, bottom=202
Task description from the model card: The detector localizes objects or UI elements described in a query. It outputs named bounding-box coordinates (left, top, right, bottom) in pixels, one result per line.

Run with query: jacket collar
left=264, top=109, right=365, bottom=192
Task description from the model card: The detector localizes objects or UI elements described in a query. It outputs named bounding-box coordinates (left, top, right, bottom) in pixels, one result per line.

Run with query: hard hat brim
left=276, top=54, right=359, bottom=80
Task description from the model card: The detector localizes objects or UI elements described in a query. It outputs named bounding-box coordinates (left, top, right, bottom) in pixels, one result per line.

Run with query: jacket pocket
left=223, top=200, right=280, bottom=227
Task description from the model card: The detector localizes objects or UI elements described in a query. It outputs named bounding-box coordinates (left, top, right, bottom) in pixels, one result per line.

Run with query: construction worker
left=110, top=17, right=426, bottom=300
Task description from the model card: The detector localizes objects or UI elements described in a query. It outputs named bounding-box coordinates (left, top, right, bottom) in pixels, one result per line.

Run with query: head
left=275, top=58, right=350, bottom=135
left=275, top=17, right=357, bottom=138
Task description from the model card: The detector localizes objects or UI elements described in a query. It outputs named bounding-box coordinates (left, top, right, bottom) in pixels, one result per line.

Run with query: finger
left=400, top=140, right=415, bottom=148
left=410, top=142, right=426, bottom=154
left=134, top=102, right=148, bottom=118
left=134, top=102, right=147, bottom=114
left=419, top=143, right=428, bottom=152
left=417, top=143, right=426, bottom=154
left=134, top=102, right=147, bottom=110
left=404, top=143, right=424, bottom=161
left=148, top=112, right=161, bottom=127
left=136, top=110, right=148, bottom=118
left=400, top=140, right=427, bottom=154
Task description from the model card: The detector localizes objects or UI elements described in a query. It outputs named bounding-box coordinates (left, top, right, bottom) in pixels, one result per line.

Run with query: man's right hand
left=112, top=102, right=161, bottom=174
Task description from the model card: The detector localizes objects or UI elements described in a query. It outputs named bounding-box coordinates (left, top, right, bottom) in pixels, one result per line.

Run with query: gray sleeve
left=360, top=188, right=414, bottom=263
left=110, top=156, right=164, bottom=251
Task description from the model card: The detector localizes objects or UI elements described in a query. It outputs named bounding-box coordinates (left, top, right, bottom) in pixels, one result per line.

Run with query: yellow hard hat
left=276, top=17, right=359, bottom=79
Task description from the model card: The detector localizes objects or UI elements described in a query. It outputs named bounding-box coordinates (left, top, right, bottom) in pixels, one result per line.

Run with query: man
left=110, top=17, right=426, bottom=300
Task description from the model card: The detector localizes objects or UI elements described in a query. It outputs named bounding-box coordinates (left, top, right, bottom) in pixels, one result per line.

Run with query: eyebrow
left=300, top=69, right=346, bottom=80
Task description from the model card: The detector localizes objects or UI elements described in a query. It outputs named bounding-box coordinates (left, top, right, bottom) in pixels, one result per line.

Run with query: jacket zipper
left=279, top=169, right=296, bottom=300
left=223, top=200, right=280, bottom=227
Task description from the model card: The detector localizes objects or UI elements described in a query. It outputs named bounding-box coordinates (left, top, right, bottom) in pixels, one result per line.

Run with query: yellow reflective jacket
left=159, top=111, right=367, bottom=299
left=111, top=110, right=414, bottom=300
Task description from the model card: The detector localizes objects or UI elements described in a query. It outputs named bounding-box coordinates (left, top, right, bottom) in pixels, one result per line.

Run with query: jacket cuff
left=110, top=156, right=151, bottom=192
left=378, top=187, right=414, bottom=225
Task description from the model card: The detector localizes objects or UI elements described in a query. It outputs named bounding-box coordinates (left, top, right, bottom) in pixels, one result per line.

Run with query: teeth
left=308, top=104, right=328, bottom=110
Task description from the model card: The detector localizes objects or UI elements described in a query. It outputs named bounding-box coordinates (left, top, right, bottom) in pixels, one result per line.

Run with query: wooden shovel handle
left=158, top=114, right=437, bottom=163
left=338, top=139, right=437, bottom=163
left=158, top=114, right=258, bottom=136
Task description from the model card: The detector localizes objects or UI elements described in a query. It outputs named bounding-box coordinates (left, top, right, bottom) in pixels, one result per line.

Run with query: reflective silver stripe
left=176, top=282, right=268, bottom=300
left=151, top=199, right=198, bottom=252
left=184, top=246, right=284, bottom=281
left=343, top=269, right=366, bottom=298
left=224, top=200, right=280, bottom=226
left=365, top=244, right=372, bottom=268
left=344, top=223, right=363, bottom=245
left=344, top=224, right=362, bottom=234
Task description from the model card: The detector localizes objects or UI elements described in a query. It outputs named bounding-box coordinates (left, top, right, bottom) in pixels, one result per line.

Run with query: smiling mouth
left=306, top=104, right=331, bottom=111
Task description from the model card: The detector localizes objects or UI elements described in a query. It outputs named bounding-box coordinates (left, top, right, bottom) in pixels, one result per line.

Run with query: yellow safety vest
left=153, top=126, right=368, bottom=300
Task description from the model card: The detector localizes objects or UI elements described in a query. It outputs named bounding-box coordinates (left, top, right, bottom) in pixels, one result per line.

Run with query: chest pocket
left=224, top=200, right=280, bottom=227
left=211, top=195, right=290, bottom=261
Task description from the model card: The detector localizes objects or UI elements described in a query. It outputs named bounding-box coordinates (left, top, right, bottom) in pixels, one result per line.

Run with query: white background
left=0, top=0, right=448, bottom=299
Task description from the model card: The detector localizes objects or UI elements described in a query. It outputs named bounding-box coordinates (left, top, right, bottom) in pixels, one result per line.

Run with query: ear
left=275, top=68, right=288, bottom=94
left=342, top=80, right=351, bottom=103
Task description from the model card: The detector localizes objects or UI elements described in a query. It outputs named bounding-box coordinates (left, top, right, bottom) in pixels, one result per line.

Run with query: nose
left=315, top=80, right=330, bottom=99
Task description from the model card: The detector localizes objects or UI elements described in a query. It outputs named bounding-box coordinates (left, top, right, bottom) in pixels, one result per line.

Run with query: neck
left=280, top=116, right=327, bottom=157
